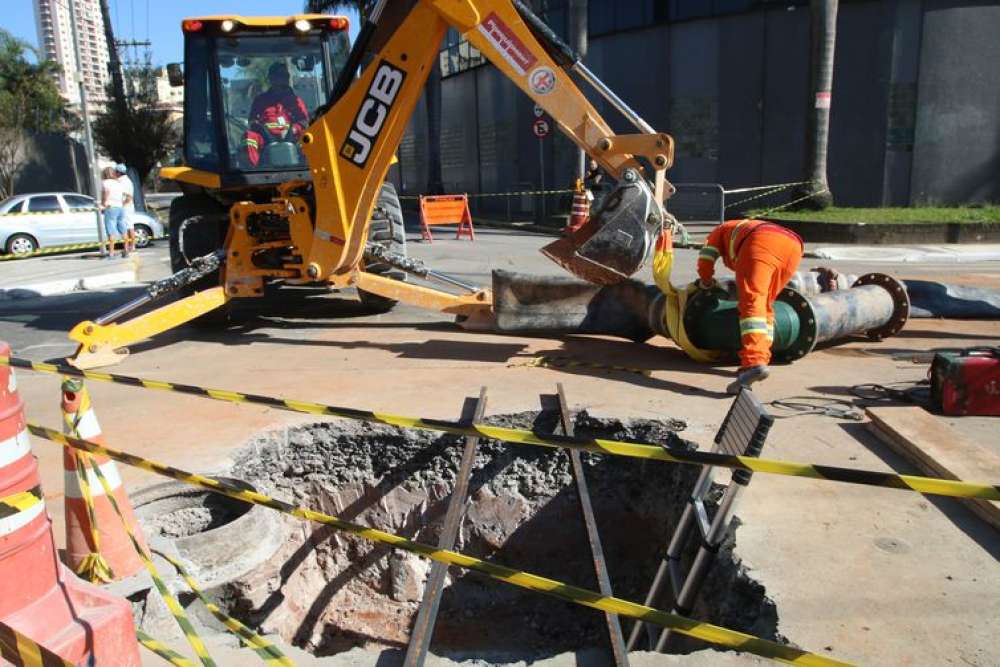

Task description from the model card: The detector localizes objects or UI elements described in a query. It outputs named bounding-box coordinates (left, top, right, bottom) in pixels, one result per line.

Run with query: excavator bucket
left=541, top=176, right=661, bottom=285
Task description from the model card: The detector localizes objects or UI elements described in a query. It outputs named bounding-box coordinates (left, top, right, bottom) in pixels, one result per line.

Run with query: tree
left=92, top=61, right=179, bottom=185
left=306, top=0, right=372, bottom=23
left=0, top=30, right=69, bottom=198
left=799, top=0, right=838, bottom=210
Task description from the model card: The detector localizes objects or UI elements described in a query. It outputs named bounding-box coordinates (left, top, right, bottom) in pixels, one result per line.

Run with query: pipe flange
left=851, top=273, right=910, bottom=341
left=774, top=286, right=817, bottom=362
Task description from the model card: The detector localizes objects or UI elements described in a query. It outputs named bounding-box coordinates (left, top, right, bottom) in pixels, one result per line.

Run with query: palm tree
left=800, top=0, right=837, bottom=209
left=306, top=0, right=371, bottom=23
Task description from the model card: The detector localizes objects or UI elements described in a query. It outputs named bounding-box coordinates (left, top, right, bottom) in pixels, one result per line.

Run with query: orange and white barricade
left=419, top=194, right=475, bottom=242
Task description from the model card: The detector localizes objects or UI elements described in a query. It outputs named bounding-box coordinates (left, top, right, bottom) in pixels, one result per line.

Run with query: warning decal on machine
left=477, top=12, right=537, bottom=76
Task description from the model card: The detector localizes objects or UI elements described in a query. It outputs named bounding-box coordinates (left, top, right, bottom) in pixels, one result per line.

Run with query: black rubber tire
left=5, top=233, right=38, bottom=256
left=168, top=194, right=230, bottom=326
left=357, top=182, right=407, bottom=313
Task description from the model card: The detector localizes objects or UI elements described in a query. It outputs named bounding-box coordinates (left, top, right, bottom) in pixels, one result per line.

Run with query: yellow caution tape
left=28, top=424, right=851, bottom=667
left=80, top=452, right=216, bottom=667
left=5, top=356, right=997, bottom=501
left=152, top=551, right=296, bottom=667
left=514, top=355, right=651, bottom=377
left=398, top=188, right=574, bottom=200
left=0, top=208, right=99, bottom=216
left=135, top=630, right=200, bottom=667
left=0, top=620, right=75, bottom=667
left=0, top=485, right=43, bottom=519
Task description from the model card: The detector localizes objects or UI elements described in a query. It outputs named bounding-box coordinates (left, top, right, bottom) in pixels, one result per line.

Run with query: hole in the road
left=205, top=412, right=783, bottom=662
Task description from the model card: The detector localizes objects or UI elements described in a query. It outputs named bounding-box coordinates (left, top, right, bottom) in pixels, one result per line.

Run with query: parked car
left=0, top=192, right=166, bottom=256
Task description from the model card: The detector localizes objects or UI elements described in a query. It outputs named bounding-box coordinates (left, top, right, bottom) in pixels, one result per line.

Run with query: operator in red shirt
left=697, top=219, right=804, bottom=394
left=242, top=62, right=309, bottom=167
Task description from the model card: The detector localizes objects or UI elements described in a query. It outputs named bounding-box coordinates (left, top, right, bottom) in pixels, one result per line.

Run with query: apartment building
left=34, top=0, right=111, bottom=110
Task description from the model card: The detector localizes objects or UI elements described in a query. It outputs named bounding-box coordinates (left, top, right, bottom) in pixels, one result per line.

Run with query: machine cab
left=166, top=15, right=351, bottom=189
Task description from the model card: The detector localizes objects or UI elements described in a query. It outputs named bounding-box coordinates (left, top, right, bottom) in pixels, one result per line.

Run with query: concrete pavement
left=0, top=250, right=140, bottom=300
left=1, top=227, right=999, bottom=665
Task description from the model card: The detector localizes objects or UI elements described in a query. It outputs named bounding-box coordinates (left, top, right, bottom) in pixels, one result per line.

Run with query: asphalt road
left=1, top=220, right=998, bottom=362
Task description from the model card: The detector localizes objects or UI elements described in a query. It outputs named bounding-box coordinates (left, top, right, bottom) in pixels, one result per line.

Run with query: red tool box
left=930, top=347, right=1000, bottom=416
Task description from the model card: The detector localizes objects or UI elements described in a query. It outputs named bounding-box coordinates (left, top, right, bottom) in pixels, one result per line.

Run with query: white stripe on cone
left=67, top=409, right=102, bottom=440
left=64, top=459, right=122, bottom=498
left=0, top=498, right=45, bottom=537
left=0, top=429, right=31, bottom=469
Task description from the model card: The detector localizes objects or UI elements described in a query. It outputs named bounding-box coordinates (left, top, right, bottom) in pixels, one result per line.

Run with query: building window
left=438, top=28, right=485, bottom=78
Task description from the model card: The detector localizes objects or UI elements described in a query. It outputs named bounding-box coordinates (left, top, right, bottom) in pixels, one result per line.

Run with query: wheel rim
left=10, top=237, right=34, bottom=255
left=134, top=226, right=151, bottom=247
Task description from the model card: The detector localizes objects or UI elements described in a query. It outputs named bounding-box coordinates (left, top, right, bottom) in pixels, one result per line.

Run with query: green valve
left=682, top=290, right=804, bottom=357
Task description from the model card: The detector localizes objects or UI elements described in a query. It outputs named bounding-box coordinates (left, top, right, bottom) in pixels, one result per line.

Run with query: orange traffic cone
left=61, top=378, right=148, bottom=582
left=1, top=342, right=140, bottom=665
left=564, top=178, right=592, bottom=235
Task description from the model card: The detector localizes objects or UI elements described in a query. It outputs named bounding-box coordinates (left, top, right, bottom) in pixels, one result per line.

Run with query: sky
left=2, top=0, right=360, bottom=65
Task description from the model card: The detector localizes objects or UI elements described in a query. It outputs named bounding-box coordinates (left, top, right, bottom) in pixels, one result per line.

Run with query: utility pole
left=98, top=0, right=127, bottom=109
left=67, top=0, right=107, bottom=255
left=568, top=0, right=588, bottom=180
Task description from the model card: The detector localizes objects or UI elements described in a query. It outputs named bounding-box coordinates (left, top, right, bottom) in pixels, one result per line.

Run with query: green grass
left=760, top=205, right=1000, bottom=224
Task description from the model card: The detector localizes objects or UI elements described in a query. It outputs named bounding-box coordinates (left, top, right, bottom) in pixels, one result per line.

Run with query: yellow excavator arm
left=68, top=0, right=675, bottom=369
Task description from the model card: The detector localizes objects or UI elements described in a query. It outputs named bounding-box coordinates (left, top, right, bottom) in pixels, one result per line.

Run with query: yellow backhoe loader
left=67, top=1, right=676, bottom=369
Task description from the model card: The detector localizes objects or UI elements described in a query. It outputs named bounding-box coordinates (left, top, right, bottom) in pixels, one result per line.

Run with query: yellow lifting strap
left=651, top=228, right=725, bottom=364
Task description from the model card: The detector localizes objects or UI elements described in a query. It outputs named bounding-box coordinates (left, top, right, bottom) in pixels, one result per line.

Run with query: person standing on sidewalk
left=696, top=219, right=804, bottom=394
left=115, top=163, right=136, bottom=256
left=100, top=166, right=128, bottom=258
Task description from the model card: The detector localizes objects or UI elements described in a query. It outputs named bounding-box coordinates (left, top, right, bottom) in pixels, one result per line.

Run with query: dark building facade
left=393, top=0, right=1000, bottom=213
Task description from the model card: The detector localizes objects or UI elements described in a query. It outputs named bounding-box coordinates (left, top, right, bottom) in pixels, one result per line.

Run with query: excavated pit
left=213, top=411, right=782, bottom=662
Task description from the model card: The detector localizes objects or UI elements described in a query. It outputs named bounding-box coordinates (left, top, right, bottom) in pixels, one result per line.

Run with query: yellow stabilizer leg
left=352, top=271, right=495, bottom=330
left=68, top=287, right=228, bottom=369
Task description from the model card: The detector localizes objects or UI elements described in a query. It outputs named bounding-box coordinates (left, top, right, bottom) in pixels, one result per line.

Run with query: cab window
left=26, top=195, right=63, bottom=213
left=1, top=199, right=25, bottom=213
left=184, top=34, right=221, bottom=172
left=64, top=195, right=96, bottom=210
left=217, top=34, right=337, bottom=171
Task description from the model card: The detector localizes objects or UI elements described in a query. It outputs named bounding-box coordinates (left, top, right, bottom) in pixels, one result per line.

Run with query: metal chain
left=756, top=187, right=830, bottom=217
left=364, top=244, right=433, bottom=278
left=724, top=180, right=822, bottom=211
left=146, top=250, right=224, bottom=300
left=399, top=188, right=574, bottom=200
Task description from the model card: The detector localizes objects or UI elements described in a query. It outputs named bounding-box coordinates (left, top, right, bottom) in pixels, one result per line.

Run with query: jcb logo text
left=341, top=61, right=405, bottom=168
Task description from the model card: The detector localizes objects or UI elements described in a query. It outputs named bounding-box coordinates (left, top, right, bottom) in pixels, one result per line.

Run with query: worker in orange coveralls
left=696, top=219, right=804, bottom=394
left=243, top=62, right=309, bottom=167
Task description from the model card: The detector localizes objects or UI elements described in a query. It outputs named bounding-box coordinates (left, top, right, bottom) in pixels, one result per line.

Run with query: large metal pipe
left=680, top=273, right=909, bottom=361
left=492, top=270, right=659, bottom=342
left=491, top=270, right=909, bottom=361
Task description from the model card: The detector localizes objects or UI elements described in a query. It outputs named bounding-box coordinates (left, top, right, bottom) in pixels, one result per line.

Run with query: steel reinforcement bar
left=3, top=356, right=997, bottom=501
left=26, top=424, right=850, bottom=667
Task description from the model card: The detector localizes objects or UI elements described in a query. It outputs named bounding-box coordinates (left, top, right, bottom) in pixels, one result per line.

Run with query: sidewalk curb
left=765, top=218, right=1000, bottom=244
left=0, top=263, right=139, bottom=301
